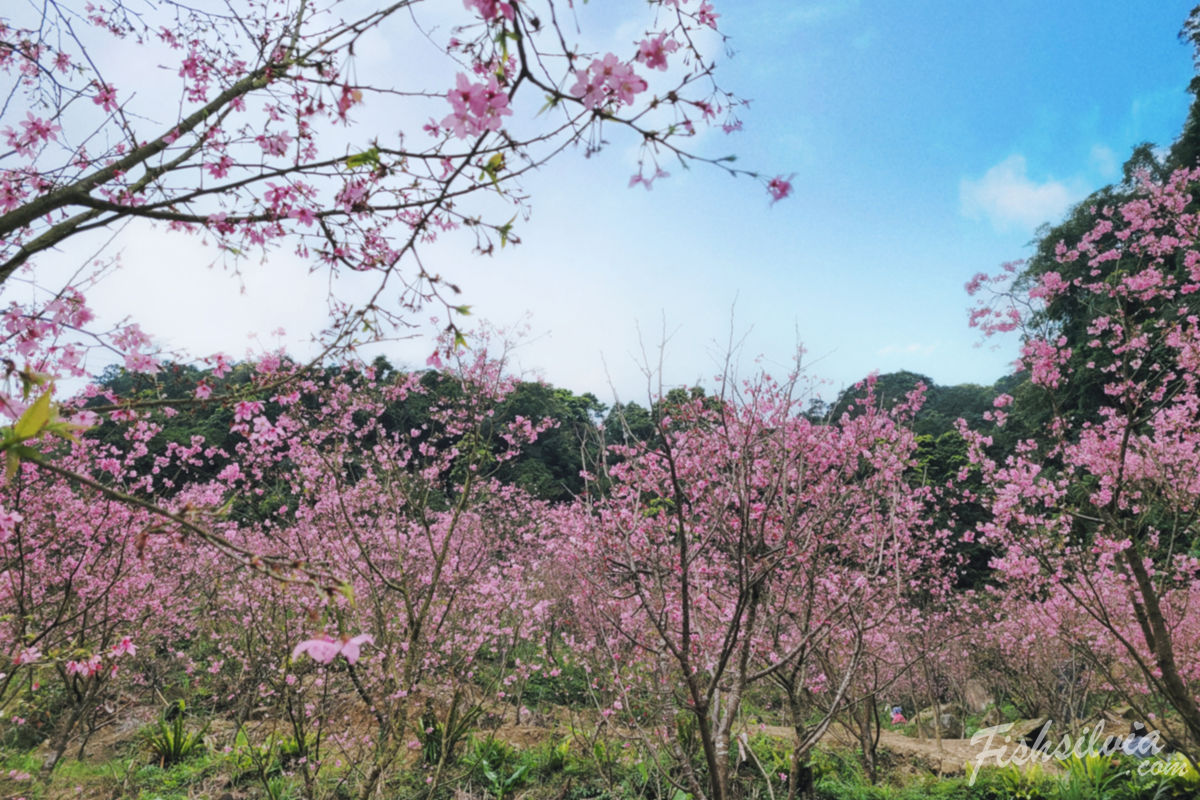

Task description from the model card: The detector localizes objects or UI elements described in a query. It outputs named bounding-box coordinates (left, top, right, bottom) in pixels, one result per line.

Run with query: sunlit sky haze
left=75, top=1, right=1200, bottom=406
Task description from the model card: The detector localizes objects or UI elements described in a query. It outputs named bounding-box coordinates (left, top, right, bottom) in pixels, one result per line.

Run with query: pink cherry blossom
left=442, top=73, right=511, bottom=138
left=636, top=34, right=679, bottom=71
left=92, top=82, right=118, bottom=111
left=292, top=633, right=374, bottom=665
left=463, top=0, right=514, bottom=22
left=570, top=54, right=647, bottom=111
left=767, top=175, right=793, bottom=203
left=109, top=637, right=136, bottom=658
left=697, top=1, right=719, bottom=28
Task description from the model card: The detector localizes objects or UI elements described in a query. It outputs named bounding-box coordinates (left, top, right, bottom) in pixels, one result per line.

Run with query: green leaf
left=507, top=764, right=529, bottom=786
left=43, top=420, right=84, bottom=444
left=479, top=152, right=505, bottom=189
left=346, top=146, right=380, bottom=170
left=13, top=391, right=52, bottom=440
left=497, top=214, right=516, bottom=247
left=18, top=368, right=49, bottom=400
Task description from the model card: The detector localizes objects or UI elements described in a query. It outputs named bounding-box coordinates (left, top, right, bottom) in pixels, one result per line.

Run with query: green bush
left=463, top=736, right=528, bottom=800
left=522, top=660, right=592, bottom=709
left=145, top=700, right=209, bottom=767
left=529, top=736, right=574, bottom=778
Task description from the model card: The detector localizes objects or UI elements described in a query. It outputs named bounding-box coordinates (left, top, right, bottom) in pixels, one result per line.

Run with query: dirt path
left=837, top=727, right=982, bottom=775
left=755, top=723, right=1045, bottom=777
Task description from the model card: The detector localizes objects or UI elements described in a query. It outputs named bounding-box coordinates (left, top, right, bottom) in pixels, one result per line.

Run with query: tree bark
left=1123, top=546, right=1200, bottom=749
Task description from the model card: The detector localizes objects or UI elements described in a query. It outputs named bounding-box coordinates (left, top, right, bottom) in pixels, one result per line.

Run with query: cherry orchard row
left=8, top=161, right=1200, bottom=793
left=0, top=330, right=970, bottom=800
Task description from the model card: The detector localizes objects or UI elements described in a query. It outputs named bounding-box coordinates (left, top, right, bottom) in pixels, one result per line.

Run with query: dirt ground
left=756, top=722, right=1051, bottom=777
left=836, top=727, right=989, bottom=775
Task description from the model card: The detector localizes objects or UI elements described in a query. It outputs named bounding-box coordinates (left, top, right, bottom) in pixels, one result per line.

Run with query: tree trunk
left=787, top=749, right=816, bottom=800
left=1124, top=547, right=1200, bottom=750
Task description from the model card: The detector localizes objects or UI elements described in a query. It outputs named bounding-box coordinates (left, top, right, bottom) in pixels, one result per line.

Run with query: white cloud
left=877, top=342, right=937, bottom=357
left=1089, top=144, right=1118, bottom=179
left=959, top=155, right=1083, bottom=232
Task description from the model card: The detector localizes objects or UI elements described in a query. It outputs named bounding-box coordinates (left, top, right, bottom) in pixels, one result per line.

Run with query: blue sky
left=705, top=1, right=1200, bottom=390
left=79, top=1, right=1200, bottom=406
left=399, top=0, right=1200, bottom=403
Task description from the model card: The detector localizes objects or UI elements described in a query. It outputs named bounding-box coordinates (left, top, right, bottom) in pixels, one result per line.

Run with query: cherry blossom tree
left=202, top=334, right=558, bottom=799
left=0, top=433, right=207, bottom=776
left=749, top=382, right=953, bottom=798
left=560, top=366, right=935, bottom=800
left=967, top=165, right=1200, bottom=757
